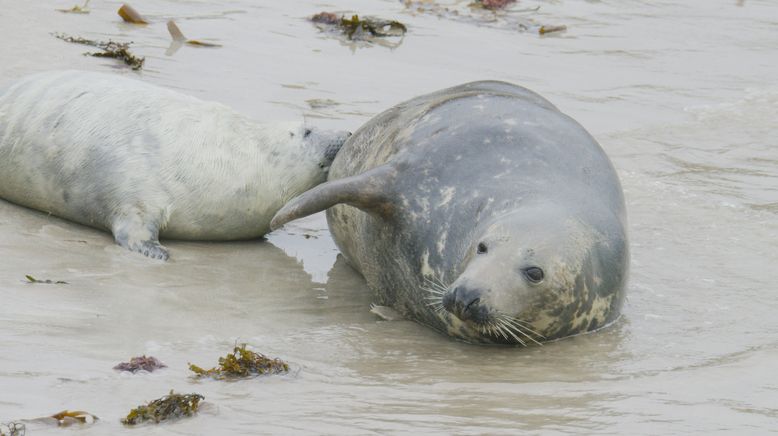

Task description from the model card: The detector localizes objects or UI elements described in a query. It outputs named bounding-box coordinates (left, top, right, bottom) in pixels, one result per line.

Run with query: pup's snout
left=323, top=130, right=351, bottom=162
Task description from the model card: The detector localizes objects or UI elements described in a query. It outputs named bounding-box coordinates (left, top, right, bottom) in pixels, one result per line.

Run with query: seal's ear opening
left=270, top=163, right=396, bottom=230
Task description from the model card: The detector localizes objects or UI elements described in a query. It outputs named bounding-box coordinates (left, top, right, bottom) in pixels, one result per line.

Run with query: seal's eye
left=476, top=242, right=488, bottom=254
left=304, top=128, right=312, bottom=138
left=523, top=267, right=544, bottom=283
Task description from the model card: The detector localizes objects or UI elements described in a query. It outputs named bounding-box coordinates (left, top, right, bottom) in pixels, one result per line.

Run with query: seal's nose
left=323, top=130, right=351, bottom=163
left=443, top=286, right=486, bottom=322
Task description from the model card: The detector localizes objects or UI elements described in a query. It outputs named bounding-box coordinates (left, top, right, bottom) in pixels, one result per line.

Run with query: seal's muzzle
left=324, top=131, right=351, bottom=163
left=443, top=286, right=490, bottom=324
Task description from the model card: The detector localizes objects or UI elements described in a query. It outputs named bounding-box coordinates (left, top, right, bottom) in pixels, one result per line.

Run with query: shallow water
left=1, top=0, right=777, bottom=434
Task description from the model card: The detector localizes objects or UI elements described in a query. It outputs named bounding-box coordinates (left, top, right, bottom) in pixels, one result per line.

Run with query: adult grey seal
left=271, top=81, right=629, bottom=345
left=0, top=70, right=349, bottom=260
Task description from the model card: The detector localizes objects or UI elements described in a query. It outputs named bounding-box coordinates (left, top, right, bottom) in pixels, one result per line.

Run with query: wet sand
left=1, top=0, right=777, bottom=434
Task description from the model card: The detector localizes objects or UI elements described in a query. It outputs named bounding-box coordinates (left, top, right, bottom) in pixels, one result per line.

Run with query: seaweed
left=0, top=422, right=25, bottom=436
left=403, top=0, right=559, bottom=36
left=306, top=98, right=340, bottom=109
left=538, top=24, right=567, bottom=35
left=311, top=12, right=339, bottom=25
left=32, top=411, right=99, bottom=427
left=57, top=0, right=90, bottom=14
left=122, top=391, right=204, bottom=425
left=54, top=33, right=145, bottom=70
left=310, top=12, right=407, bottom=41
left=167, top=20, right=222, bottom=47
left=50, top=411, right=97, bottom=426
left=89, top=42, right=145, bottom=69
left=519, top=22, right=567, bottom=35
left=470, top=0, right=516, bottom=10
left=113, top=356, right=167, bottom=373
left=189, top=344, right=288, bottom=380
left=117, top=3, right=148, bottom=24
left=24, top=275, right=67, bottom=285
left=5, top=412, right=96, bottom=430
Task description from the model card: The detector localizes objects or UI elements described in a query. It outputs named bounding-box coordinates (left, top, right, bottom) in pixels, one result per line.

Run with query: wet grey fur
left=272, top=81, right=629, bottom=345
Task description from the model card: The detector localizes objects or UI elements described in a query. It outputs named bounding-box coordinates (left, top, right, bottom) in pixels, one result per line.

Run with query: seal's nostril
left=444, top=287, right=484, bottom=321
left=463, top=297, right=480, bottom=315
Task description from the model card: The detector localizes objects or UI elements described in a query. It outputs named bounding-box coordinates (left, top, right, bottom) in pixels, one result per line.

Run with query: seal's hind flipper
left=111, top=207, right=169, bottom=260
left=271, top=163, right=396, bottom=230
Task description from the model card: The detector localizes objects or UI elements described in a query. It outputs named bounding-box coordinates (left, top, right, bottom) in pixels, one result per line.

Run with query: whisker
left=424, top=276, right=446, bottom=286
left=498, top=319, right=527, bottom=346
left=429, top=275, right=448, bottom=288
left=499, top=317, right=544, bottom=346
left=422, top=275, right=451, bottom=319
left=503, top=316, right=539, bottom=330
left=481, top=322, right=495, bottom=336
left=493, top=323, right=510, bottom=341
left=500, top=316, right=546, bottom=340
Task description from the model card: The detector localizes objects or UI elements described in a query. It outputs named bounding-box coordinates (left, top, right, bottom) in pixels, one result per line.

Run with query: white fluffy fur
left=0, top=70, right=346, bottom=259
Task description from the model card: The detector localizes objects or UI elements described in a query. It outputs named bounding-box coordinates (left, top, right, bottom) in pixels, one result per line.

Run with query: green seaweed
left=25, top=275, right=68, bottom=284
left=53, top=33, right=145, bottom=70
left=189, top=344, right=289, bottom=380
left=519, top=22, right=568, bottom=35
left=122, top=391, right=204, bottom=425
left=470, top=0, right=516, bottom=10
left=340, top=14, right=407, bottom=39
left=311, top=12, right=407, bottom=41
left=538, top=24, right=567, bottom=35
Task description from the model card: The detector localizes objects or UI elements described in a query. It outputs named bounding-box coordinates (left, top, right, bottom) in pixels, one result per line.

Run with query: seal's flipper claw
left=115, top=234, right=169, bottom=260
left=112, top=208, right=169, bottom=260
left=131, top=240, right=170, bottom=260
left=270, top=163, right=397, bottom=230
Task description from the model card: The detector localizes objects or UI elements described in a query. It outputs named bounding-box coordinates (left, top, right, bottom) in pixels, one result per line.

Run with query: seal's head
left=433, top=206, right=628, bottom=346
left=298, top=125, right=351, bottom=172
left=272, top=124, right=350, bottom=201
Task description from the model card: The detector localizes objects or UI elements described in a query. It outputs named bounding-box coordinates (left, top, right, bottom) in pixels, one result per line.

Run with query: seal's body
left=272, top=81, right=629, bottom=345
left=0, top=70, right=348, bottom=259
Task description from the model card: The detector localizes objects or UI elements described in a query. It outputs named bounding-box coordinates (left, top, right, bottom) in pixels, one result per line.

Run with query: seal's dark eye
left=523, top=267, right=544, bottom=283
left=476, top=242, right=488, bottom=254
left=304, top=129, right=312, bottom=138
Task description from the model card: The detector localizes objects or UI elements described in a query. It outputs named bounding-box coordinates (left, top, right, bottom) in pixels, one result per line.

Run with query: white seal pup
left=0, top=70, right=349, bottom=260
left=271, top=81, right=629, bottom=345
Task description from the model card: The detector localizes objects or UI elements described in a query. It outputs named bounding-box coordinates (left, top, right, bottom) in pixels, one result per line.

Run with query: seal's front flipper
left=270, top=163, right=397, bottom=230
left=111, top=208, right=169, bottom=260
left=370, top=304, right=403, bottom=321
